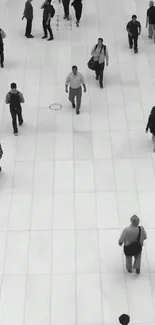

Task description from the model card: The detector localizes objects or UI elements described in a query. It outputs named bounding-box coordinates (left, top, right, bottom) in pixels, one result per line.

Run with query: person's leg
left=153, top=25, right=155, bottom=43
left=66, top=0, right=70, bottom=18
left=99, top=62, right=105, bottom=87
left=125, top=256, right=132, bottom=272
left=25, top=19, right=29, bottom=36
left=128, top=34, right=133, bottom=48
left=46, top=21, right=54, bottom=40
left=95, top=61, right=100, bottom=80
left=28, top=19, right=32, bottom=36
left=133, top=254, right=141, bottom=274
left=17, top=106, right=23, bottom=126
left=42, top=20, right=47, bottom=37
left=75, top=87, right=82, bottom=114
left=148, top=24, right=153, bottom=38
left=75, top=4, right=82, bottom=23
left=134, top=35, right=138, bottom=52
left=0, top=44, right=4, bottom=67
left=10, top=108, right=18, bottom=134
left=69, top=88, right=76, bottom=107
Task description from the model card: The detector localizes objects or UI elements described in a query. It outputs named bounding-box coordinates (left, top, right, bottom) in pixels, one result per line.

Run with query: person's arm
left=91, top=45, right=96, bottom=56
left=19, top=92, right=25, bottom=103
left=41, top=1, right=46, bottom=9
left=126, top=22, right=132, bottom=35
left=0, top=29, right=6, bottom=39
left=65, top=75, right=70, bottom=92
left=118, top=229, right=126, bottom=246
left=146, top=116, right=151, bottom=132
left=146, top=10, right=149, bottom=27
left=5, top=93, right=10, bottom=104
left=138, top=22, right=141, bottom=35
left=80, top=74, right=86, bottom=92
left=105, top=48, right=109, bottom=66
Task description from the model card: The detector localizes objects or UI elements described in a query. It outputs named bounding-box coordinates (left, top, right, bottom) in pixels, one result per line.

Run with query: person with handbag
left=71, top=0, right=83, bottom=27
left=146, top=106, right=155, bottom=152
left=0, top=143, right=3, bottom=172
left=118, top=215, right=147, bottom=274
left=90, top=38, right=109, bottom=88
left=22, top=0, right=34, bottom=38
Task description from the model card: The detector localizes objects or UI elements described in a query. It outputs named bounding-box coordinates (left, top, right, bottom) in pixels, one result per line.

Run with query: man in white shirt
left=0, top=28, right=6, bottom=68
left=65, top=65, right=86, bottom=114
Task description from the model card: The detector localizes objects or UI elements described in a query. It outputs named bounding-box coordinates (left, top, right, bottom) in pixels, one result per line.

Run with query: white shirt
left=66, top=72, right=85, bottom=89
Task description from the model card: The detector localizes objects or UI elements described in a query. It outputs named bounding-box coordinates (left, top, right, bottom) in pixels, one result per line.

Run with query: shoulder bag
left=124, top=226, right=142, bottom=257
left=87, top=44, right=106, bottom=71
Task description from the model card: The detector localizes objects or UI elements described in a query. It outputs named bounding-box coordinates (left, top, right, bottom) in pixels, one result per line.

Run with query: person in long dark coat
left=71, top=0, right=83, bottom=26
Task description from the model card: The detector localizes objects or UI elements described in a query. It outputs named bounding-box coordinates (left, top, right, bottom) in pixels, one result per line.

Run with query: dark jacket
left=24, top=1, right=33, bottom=20
left=146, top=114, right=155, bottom=135
left=0, top=144, right=3, bottom=159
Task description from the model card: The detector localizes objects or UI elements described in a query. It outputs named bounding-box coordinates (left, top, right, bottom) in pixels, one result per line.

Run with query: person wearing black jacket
left=146, top=106, right=155, bottom=152
left=23, top=0, right=34, bottom=38
left=71, top=0, right=83, bottom=27
left=126, top=15, right=141, bottom=53
left=41, top=0, right=55, bottom=40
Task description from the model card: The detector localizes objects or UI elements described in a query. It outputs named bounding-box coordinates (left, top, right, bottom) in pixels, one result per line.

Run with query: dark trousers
left=42, top=20, right=53, bottom=38
left=95, top=62, right=105, bottom=85
left=69, top=87, right=82, bottom=112
left=62, top=0, right=70, bottom=17
left=25, top=19, right=32, bottom=36
left=128, top=34, right=138, bottom=51
left=73, top=3, right=82, bottom=22
left=0, top=43, right=4, bottom=65
left=10, top=106, right=23, bottom=133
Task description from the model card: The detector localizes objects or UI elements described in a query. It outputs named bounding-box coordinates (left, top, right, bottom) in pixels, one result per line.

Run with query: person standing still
left=91, top=38, right=109, bottom=88
left=0, top=28, right=6, bottom=68
left=62, top=0, right=70, bottom=20
left=65, top=65, right=86, bottom=114
left=126, top=15, right=141, bottom=53
left=118, top=215, right=147, bottom=274
left=146, top=1, right=155, bottom=41
left=5, top=83, right=25, bottom=136
left=22, top=0, right=34, bottom=38
left=41, top=0, right=55, bottom=41
left=71, top=0, right=83, bottom=27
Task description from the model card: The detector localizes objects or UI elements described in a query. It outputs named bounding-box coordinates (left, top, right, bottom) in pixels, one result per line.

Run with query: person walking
left=71, top=0, right=83, bottom=27
left=146, top=106, right=155, bottom=152
left=118, top=215, right=147, bottom=274
left=0, top=28, right=6, bottom=68
left=5, top=83, right=25, bottom=136
left=146, top=1, right=155, bottom=41
left=62, top=0, right=70, bottom=20
left=0, top=143, right=3, bottom=172
left=91, top=38, right=109, bottom=88
left=126, top=15, right=141, bottom=53
left=22, top=0, right=34, bottom=38
left=65, top=65, right=86, bottom=115
left=41, top=0, right=55, bottom=41
left=119, top=315, right=130, bottom=325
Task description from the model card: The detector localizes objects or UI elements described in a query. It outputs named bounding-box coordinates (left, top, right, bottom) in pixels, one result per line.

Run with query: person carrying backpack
left=91, top=38, right=109, bottom=88
left=5, top=83, right=25, bottom=136
left=146, top=106, right=155, bottom=152
left=0, top=143, right=3, bottom=172
left=41, top=0, right=55, bottom=41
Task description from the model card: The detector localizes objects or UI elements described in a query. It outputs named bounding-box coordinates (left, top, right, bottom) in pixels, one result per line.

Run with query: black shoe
left=127, top=269, right=132, bottom=273
left=76, top=110, right=80, bottom=115
left=96, top=75, right=99, bottom=80
left=42, top=35, right=47, bottom=39
left=27, top=35, right=34, bottom=38
left=47, top=37, right=54, bottom=41
left=14, top=132, right=18, bottom=136
left=134, top=49, right=138, bottom=53
left=100, top=83, right=103, bottom=89
left=129, top=45, right=132, bottom=49
left=63, top=16, right=67, bottom=19
left=72, top=102, right=75, bottom=109
left=76, top=21, right=79, bottom=27
left=1, top=63, right=4, bottom=68
left=19, top=121, right=23, bottom=126
left=148, top=35, right=152, bottom=39
left=66, top=16, right=70, bottom=20
left=136, top=269, right=140, bottom=274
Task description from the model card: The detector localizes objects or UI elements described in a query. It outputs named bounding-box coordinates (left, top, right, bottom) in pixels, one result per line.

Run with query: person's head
left=98, top=37, right=103, bottom=47
left=149, top=1, right=154, bottom=7
left=119, top=314, right=130, bottom=325
left=130, top=215, right=140, bottom=227
left=132, top=15, right=137, bottom=22
left=72, top=65, right=78, bottom=75
left=10, top=83, right=17, bottom=90
left=150, top=106, right=155, bottom=116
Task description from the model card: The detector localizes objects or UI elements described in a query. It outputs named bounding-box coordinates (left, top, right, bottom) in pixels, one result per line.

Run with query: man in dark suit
left=23, top=0, right=34, bottom=38
left=62, top=0, right=70, bottom=20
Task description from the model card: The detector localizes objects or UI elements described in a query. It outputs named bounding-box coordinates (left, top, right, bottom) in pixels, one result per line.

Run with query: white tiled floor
left=0, top=0, right=155, bottom=324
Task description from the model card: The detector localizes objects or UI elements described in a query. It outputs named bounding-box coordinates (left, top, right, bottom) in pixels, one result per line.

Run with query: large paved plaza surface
left=0, top=0, right=155, bottom=324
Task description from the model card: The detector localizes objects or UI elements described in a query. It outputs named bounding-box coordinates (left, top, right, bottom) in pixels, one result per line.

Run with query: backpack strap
left=94, top=44, right=106, bottom=56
